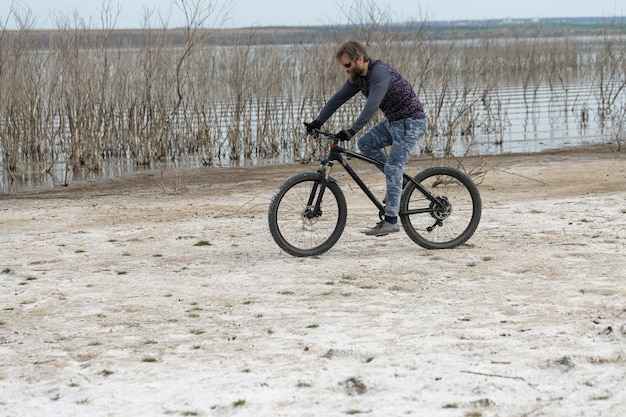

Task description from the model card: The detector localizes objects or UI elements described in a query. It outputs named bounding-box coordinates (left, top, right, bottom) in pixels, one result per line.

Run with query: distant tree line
left=4, top=17, right=625, bottom=49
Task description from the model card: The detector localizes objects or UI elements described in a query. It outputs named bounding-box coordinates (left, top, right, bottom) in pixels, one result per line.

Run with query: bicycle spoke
left=269, top=172, right=347, bottom=257
left=401, top=167, right=481, bottom=249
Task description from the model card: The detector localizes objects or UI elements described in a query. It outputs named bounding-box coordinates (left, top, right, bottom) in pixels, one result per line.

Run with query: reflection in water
left=0, top=79, right=620, bottom=193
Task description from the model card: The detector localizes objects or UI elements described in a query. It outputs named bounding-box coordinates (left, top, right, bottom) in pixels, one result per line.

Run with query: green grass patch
left=340, top=274, right=356, bottom=283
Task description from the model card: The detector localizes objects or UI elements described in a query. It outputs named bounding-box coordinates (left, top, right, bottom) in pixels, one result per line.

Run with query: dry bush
left=1, top=1, right=625, bottom=188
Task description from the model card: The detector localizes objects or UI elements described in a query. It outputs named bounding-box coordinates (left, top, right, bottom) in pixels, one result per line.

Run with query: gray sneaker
left=365, top=221, right=400, bottom=236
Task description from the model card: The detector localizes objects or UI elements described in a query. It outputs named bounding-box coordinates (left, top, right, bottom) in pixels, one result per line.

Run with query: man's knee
left=356, top=135, right=367, bottom=151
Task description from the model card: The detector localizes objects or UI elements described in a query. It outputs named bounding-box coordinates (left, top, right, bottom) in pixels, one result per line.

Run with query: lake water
left=0, top=77, right=620, bottom=194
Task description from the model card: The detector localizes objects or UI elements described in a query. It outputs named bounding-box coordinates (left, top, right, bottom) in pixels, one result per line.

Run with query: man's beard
left=348, top=65, right=364, bottom=83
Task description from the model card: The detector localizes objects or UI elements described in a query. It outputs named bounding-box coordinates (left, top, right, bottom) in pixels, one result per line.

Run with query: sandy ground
left=1, top=145, right=625, bottom=417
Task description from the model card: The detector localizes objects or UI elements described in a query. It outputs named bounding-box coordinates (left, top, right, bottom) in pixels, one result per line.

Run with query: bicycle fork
left=304, top=160, right=334, bottom=219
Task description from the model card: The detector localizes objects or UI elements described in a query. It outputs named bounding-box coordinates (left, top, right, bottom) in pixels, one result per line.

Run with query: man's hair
left=336, top=40, right=370, bottom=62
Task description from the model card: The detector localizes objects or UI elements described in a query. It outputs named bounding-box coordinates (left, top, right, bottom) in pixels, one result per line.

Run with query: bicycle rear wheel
left=268, top=172, right=347, bottom=257
left=400, top=166, right=481, bottom=249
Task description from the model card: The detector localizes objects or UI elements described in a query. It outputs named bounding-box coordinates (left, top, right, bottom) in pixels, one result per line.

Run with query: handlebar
left=312, top=129, right=337, bottom=139
left=308, top=129, right=353, bottom=145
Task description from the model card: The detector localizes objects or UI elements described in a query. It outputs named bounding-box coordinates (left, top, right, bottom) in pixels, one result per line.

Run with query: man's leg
left=356, top=121, right=393, bottom=167
left=383, top=118, right=428, bottom=219
left=360, top=118, right=427, bottom=237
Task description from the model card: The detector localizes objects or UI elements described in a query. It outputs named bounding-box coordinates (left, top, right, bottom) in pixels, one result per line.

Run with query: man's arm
left=351, top=66, right=391, bottom=133
left=315, top=80, right=360, bottom=124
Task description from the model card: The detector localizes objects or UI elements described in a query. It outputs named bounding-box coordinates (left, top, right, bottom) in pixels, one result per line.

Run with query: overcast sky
left=4, top=0, right=624, bottom=29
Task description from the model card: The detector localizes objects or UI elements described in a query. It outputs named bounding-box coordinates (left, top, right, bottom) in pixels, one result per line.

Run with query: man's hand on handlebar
left=303, top=121, right=354, bottom=141
left=304, top=120, right=321, bottom=135
left=336, top=128, right=355, bottom=141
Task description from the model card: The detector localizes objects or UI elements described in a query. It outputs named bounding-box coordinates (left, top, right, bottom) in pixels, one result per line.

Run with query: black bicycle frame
left=311, top=141, right=444, bottom=216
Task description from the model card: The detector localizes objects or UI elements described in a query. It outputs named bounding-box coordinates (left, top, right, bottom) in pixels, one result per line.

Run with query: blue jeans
left=357, top=118, right=427, bottom=218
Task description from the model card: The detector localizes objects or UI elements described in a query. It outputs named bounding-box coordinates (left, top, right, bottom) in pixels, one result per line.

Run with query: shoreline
left=2, top=143, right=619, bottom=198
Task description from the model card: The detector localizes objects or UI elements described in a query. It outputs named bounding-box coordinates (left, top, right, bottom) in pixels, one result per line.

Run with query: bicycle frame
left=315, top=138, right=445, bottom=218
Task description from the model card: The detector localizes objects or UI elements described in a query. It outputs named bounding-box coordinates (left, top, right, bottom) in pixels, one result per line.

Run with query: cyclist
left=305, top=40, right=427, bottom=236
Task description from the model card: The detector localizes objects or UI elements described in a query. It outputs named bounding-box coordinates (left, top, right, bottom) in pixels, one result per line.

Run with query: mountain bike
left=268, top=130, right=482, bottom=257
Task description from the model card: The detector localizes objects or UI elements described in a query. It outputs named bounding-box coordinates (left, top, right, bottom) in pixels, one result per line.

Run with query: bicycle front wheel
left=400, top=166, right=481, bottom=249
left=268, top=172, right=347, bottom=257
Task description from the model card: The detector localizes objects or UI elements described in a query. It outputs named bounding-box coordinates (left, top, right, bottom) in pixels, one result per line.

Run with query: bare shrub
left=1, top=2, right=625, bottom=189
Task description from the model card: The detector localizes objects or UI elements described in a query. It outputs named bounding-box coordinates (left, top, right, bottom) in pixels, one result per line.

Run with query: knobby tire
left=268, top=172, right=347, bottom=257
left=400, top=166, right=481, bottom=249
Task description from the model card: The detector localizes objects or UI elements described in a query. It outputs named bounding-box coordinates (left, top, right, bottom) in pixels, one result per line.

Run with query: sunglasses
left=341, top=57, right=358, bottom=68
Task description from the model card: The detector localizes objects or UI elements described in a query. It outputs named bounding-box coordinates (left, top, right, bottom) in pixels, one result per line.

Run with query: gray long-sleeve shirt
left=316, top=59, right=426, bottom=133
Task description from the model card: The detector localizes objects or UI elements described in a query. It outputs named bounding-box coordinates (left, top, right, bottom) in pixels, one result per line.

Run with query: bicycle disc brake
left=303, top=206, right=322, bottom=219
